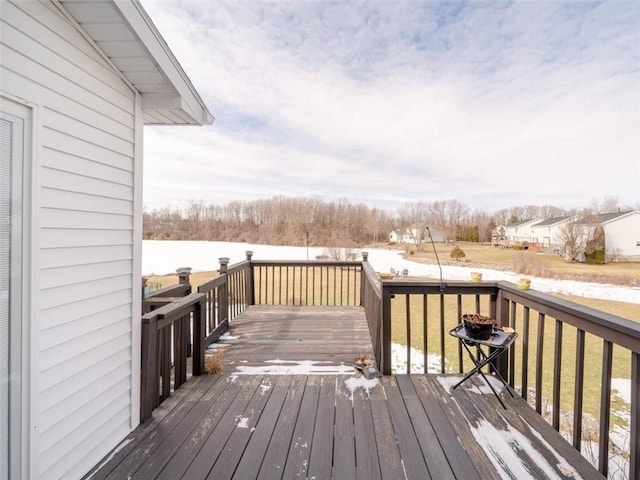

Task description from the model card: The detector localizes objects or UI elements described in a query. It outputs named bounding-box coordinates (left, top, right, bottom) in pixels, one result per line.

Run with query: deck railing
left=141, top=267, right=192, bottom=314
left=197, top=256, right=252, bottom=346
left=251, top=257, right=362, bottom=306
left=139, top=252, right=638, bottom=479
left=378, top=276, right=639, bottom=479
left=496, top=283, right=639, bottom=479
left=140, top=292, right=205, bottom=421
left=361, top=253, right=384, bottom=369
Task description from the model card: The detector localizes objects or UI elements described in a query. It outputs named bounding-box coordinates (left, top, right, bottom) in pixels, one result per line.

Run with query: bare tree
left=186, top=200, right=207, bottom=238
left=555, top=221, right=589, bottom=261
left=398, top=201, right=431, bottom=250
left=428, top=199, right=469, bottom=243
left=590, top=196, right=620, bottom=214
left=470, top=209, right=495, bottom=243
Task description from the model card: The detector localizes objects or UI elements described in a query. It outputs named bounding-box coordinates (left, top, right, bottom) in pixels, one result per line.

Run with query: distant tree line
left=143, top=197, right=395, bottom=246
left=143, top=195, right=632, bottom=248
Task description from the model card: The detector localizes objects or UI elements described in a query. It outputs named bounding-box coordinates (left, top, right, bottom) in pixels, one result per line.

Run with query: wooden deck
left=216, top=306, right=375, bottom=374
left=86, top=306, right=602, bottom=480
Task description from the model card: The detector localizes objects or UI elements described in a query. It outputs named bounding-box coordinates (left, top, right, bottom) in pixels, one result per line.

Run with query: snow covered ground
left=143, top=240, right=640, bottom=304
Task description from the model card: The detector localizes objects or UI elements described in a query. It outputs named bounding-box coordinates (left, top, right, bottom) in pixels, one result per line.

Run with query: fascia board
left=111, top=0, right=213, bottom=125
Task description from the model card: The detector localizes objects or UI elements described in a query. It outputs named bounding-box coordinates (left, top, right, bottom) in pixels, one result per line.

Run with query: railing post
left=176, top=267, right=192, bottom=357
left=245, top=251, right=255, bottom=305
left=218, top=258, right=230, bottom=327
left=493, top=288, right=510, bottom=382
left=360, top=252, right=368, bottom=307
left=631, top=352, right=639, bottom=480
left=140, top=314, right=158, bottom=422
left=381, top=284, right=393, bottom=375
left=192, top=296, right=205, bottom=376
left=141, top=277, right=150, bottom=314
left=176, top=267, right=192, bottom=295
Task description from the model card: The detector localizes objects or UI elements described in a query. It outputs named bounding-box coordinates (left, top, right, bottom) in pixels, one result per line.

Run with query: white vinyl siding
left=1, top=1, right=137, bottom=478
left=604, top=212, right=640, bottom=260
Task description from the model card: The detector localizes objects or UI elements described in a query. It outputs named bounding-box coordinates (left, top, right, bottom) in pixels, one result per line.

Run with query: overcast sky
left=140, top=0, right=640, bottom=213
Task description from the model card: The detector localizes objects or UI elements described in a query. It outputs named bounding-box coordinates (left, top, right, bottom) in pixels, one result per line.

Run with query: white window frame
left=0, top=95, right=34, bottom=480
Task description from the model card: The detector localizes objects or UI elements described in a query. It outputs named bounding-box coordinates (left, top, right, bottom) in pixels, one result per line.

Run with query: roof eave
left=112, top=0, right=213, bottom=126
left=58, top=0, right=213, bottom=126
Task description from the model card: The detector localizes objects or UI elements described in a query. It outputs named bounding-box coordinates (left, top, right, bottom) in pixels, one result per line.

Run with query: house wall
left=504, top=220, right=541, bottom=243
left=1, top=2, right=138, bottom=478
left=547, top=224, right=565, bottom=247
left=604, top=212, right=640, bottom=260
left=531, top=221, right=571, bottom=248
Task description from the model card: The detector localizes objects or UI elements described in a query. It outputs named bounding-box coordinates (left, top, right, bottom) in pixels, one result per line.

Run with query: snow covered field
left=143, top=240, right=640, bottom=304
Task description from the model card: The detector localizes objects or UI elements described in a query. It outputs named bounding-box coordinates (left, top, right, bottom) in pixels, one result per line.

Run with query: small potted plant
left=517, top=278, right=531, bottom=290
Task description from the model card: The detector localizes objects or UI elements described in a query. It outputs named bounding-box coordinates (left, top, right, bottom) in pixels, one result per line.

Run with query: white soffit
left=58, top=0, right=214, bottom=126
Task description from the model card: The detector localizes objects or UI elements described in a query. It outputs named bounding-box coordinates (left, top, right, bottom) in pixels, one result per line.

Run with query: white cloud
left=141, top=0, right=640, bottom=212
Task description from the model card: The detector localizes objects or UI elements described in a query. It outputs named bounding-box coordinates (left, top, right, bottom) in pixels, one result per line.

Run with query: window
left=1, top=97, right=28, bottom=480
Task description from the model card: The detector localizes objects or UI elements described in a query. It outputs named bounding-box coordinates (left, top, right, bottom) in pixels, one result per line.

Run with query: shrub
left=585, top=250, right=605, bottom=265
left=513, top=252, right=547, bottom=276
left=450, top=245, right=466, bottom=261
left=585, top=225, right=605, bottom=264
left=204, top=348, right=225, bottom=374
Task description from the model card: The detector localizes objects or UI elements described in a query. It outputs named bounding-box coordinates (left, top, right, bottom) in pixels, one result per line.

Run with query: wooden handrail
left=361, top=259, right=384, bottom=372
left=145, top=283, right=190, bottom=299
left=497, top=281, right=640, bottom=352
left=251, top=259, right=363, bottom=268
left=140, top=292, right=205, bottom=422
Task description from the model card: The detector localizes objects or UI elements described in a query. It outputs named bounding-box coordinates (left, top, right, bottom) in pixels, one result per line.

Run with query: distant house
left=389, top=227, right=417, bottom=244
left=576, top=210, right=640, bottom=261
left=1, top=1, right=212, bottom=478
left=502, top=219, right=543, bottom=244
left=530, top=216, right=576, bottom=249
left=389, top=226, right=445, bottom=244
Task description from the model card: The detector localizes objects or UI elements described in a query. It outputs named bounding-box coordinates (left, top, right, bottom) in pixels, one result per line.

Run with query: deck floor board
left=256, top=375, right=307, bottom=480
left=282, top=375, right=320, bottom=479
left=182, top=375, right=263, bottom=480
left=308, top=375, right=336, bottom=479
left=85, top=306, right=602, bottom=480
left=218, top=305, right=375, bottom=373
left=333, top=377, right=357, bottom=480
left=232, top=375, right=292, bottom=479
